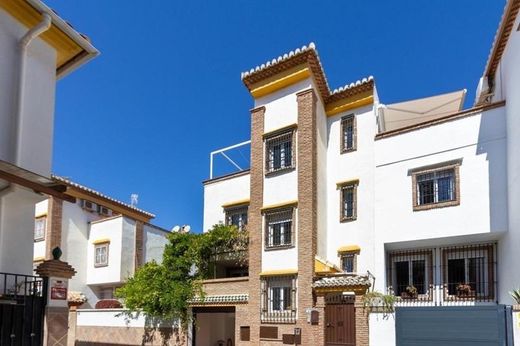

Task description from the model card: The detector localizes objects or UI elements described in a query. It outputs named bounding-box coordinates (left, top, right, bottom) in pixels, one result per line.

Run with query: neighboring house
left=196, top=1, right=520, bottom=345
left=0, top=0, right=97, bottom=279
left=34, top=176, right=170, bottom=307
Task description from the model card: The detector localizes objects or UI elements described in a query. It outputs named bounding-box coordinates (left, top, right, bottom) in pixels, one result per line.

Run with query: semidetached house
left=33, top=176, right=169, bottom=307
left=196, top=1, right=520, bottom=345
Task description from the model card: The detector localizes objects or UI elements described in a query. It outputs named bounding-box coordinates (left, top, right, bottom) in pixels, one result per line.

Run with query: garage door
left=396, top=305, right=514, bottom=346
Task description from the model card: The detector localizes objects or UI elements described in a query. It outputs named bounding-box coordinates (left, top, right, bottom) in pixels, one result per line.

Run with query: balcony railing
left=209, top=140, right=251, bottom=179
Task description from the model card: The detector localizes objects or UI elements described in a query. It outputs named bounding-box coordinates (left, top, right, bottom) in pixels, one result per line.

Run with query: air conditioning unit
left=98, top=206, right=113, bottom=217
left=81, top=200, right=97, bottom=212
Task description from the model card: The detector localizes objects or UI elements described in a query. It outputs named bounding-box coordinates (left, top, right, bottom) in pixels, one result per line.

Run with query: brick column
left=296, top=89, right=319, bottom=344
left=354, top=294, right=369, bottom=346
left=247, top=106, right=265, bottom=343
left=134, top=221, right=144, bottom=270
left=36, top=248, right=76, bottom=346
left=45, top=197, right=63, bottom=260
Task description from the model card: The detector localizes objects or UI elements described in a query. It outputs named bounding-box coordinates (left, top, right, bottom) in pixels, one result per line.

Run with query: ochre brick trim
left=248, top=105, right=266, bottom=343
left=45, top=196, right=63, bottom=260
left=135, top=221, right=144, bottom=270
left=296, top=89, right=320, bottom=344
left=354, top=295, right=369, bottom=346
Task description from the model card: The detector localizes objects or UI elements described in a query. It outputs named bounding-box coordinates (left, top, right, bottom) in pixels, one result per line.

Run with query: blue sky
left=47, top=0, right=503, bottom=232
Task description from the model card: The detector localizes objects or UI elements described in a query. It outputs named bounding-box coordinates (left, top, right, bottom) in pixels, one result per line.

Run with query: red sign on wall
left=50, top=280, right=67, bottom=300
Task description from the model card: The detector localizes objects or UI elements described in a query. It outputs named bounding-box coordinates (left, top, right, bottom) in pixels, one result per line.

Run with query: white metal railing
left=209, top=140, right=251, bottom=179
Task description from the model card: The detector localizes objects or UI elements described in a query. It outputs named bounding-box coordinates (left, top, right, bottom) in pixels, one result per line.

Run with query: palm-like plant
left=510, top=289, right=520, bottom=304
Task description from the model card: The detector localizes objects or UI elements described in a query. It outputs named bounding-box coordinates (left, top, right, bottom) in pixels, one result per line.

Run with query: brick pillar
left=354, top=294, right=369, bottom=346
left=315, top=295, right=326, bottom=345
left=296, top=89, right=319, bottom=344
left=67, top=307, right=77, bottom=346
left=45, top=197, right=63, bottom=260
left=247, top=106, right=266, bottom=343
left=134, top=221, right=144, bottom=270
left=35, top=250, right=76, bottom=346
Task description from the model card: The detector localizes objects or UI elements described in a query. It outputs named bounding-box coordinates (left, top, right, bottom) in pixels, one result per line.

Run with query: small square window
left=225, top=205, right=248, bottom=231
left=341, top=253, right=356, bottom=273
left=95, top=243, right=109, bottom=267
left=265, top=130, right=295, bottom=174
left=341, top=114, right=356, bottom=153
left=261, top=276, right=296, bottom=323
left=411, top=162, right=460, bottom=211
left=339, top=182, right=358, bottom=222
left=265, top=208, right=294, bottom=249
left=34, top=217, right=46, bottom=241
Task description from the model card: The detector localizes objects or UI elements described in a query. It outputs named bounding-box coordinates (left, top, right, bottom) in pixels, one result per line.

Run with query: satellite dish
left=171, top=225, right=180, bottom=233
left=183, top=225, right=191, bottom=233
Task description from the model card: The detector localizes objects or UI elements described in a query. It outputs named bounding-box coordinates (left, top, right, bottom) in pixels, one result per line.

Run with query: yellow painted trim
left=34, top=212, right=48, bottom=218
left=337, top=245, right=361, bottom=253
left=92, top=238, right=110, bottom=245
left=0, top=0, right=84, bottom=69
left=259, top=269, right=298, bottom=277
left=261, top=200, right=298, bottom=213
left=33, top=256, right=45, bottom=262
left=326, top=94, right=374, bottom=116
left=336, top=179, right=359, bottom=188
left=250, top=67, right=311, bottom=98
left=315, top=257, right=341, bottom=274
left=222, top=199, right=250, bottom=209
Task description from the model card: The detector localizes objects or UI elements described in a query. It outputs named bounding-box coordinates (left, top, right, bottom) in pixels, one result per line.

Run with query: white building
left=198, top=1, right=520, bottom=345
left=0, top=0, right=98, bottom=277
left=34, top=176, right=170, bottom=307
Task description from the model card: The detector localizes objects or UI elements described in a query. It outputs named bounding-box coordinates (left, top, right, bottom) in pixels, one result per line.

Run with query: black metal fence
left=0, top=272, right=46, bottom=346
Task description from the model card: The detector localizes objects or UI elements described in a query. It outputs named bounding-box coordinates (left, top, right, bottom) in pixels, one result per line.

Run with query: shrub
left=95, top=299, right=122, bottom=309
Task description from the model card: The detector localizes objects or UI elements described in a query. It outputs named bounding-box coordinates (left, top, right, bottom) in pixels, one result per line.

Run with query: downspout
left=14, top=13, right=52, bottom=165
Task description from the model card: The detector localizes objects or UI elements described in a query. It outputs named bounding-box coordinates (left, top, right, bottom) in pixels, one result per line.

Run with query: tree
left=116, top=224, right=247, bottom=325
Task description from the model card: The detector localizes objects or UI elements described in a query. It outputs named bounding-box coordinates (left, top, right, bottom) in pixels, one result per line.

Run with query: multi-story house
left=33, top=176, right=170, bottom=307
left=196, top=1, right=520, bottom=345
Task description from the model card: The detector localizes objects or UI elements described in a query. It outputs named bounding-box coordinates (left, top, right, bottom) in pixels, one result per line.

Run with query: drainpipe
left=14, top=13, right=52, bottom=165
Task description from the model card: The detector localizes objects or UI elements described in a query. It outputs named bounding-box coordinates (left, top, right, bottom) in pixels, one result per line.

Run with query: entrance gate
left=325, top=295, right=356, bottom=346
left=0, top=272, right=46, bottom=346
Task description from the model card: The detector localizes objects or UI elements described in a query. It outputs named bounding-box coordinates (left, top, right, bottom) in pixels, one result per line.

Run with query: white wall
left=76, top=309, right=178, bottom=328
left=496, top=12, right=520, bottom=305
left=0, top=8, right=56, bottom=176
left=203, top=173, right=250, bottom=232
left=120, top=217, right=136, bottom=280
left=325, top=104, right=377, bottom=273
left=87, top=216, right=124, bottom=286
left=143, top=224, right=169, bottom=264
left=33, top=200, right=48, bottom=260
left=369, top=313, right=396, bottom=346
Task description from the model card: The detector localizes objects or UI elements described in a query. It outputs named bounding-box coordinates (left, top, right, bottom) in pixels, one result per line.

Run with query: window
left=442, top=244, right=495, bottom=302
left=387, top=249, right=434, bottom=301
left=261, top=276, right=296, bottom=323
left=339, top=181, right=358, bottom=222
left=34, top=217, right=46, bottom=241
left=265, top=208, right=294, bottom=249
left=94, top=243, right=109, bottom=267
left=341, top=253, right=356, bottom=273
left=411, top=162, right=460, bottom=211
left=225, top=205, right=248, bottom=231
left=341, top=114, right=356, bottom=153
left=265, top=130, right=295, bottom=174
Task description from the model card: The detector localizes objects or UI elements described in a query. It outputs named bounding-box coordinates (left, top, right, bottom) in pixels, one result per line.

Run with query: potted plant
left=510, top=289, right=520, bottom=310
left=456, top=283, right=472, bottom=297
left=401, top=285, right=418, bottom=299
left=68, top=291, right=87, bottom=309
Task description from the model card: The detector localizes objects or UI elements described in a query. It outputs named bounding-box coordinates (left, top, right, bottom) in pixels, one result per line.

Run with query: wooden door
left=325, top=302, right=355, bottom=346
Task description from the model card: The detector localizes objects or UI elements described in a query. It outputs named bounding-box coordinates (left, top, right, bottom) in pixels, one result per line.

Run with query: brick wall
left=202, top=277, right=249, bottom=296
left=45, top=196, right=63, bottom=259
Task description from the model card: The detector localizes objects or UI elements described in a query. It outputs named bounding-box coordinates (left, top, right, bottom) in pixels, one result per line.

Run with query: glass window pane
left=412, top=260, right=426, bottom=294
left=447, top=258, right=465, bottom=295
left=395, top=261, right=409, bottom=296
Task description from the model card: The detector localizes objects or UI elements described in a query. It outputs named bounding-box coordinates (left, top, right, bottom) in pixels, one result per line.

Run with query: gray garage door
left=396, top=305, right=514, bottom=346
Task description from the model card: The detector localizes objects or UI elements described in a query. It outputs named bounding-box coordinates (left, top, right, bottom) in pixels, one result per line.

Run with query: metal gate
left=396, top=305, right=514, bottom=346
left=325, top=295, right=356, bottom=346
left=0, top=272, right=46, bottom=346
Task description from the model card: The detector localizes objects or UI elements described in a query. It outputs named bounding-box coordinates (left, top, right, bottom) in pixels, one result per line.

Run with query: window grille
left=265, top=208, right=294, bottom=249
left=261, top=276, right=297, bottom=323
left=225, top=205, right=248, bottom=231
left=386, top=248, right=435, bottom=303
left=341, top=115, right=356, bottom=152
left=340, top=183, right=357, bottom=221
left=441, top=243, right=496, bottom=303
left=34, top=217, right=46, bottom=241
left=341, top=253, right=356, bottom=273
left=95, top=243, right=109, bottom=267
left=417, top=169, right=455, bottom=205
left=265, top=131, right=294, bottom=174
